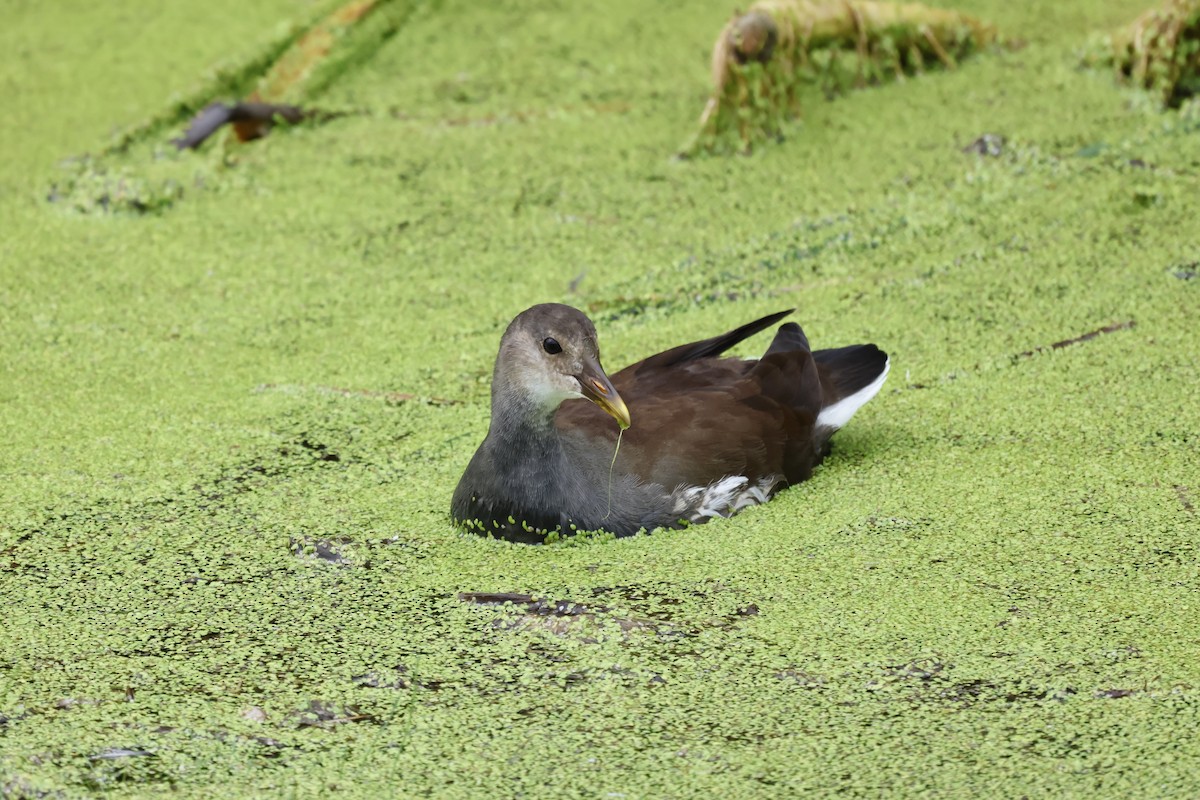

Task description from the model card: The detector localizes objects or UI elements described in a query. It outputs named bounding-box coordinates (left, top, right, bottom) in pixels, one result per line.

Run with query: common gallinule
left=452, top=304, right=888, bottom=542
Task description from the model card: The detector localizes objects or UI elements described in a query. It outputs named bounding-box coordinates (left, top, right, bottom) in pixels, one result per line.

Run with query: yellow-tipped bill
left=577, top=357, right=631, bottom=430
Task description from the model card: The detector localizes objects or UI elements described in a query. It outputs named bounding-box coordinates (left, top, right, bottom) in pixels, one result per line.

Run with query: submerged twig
left=682, top=0, right=996, bottom=155
left=1174, top=485, right=1194, bottom=513
left=458, top=592, right=599, bottom=616
left=905, top=320, right=1138, bottom=392
left=457, top=591, right=655, bottom=634
left=1010, top=320, right=1136, bottom=361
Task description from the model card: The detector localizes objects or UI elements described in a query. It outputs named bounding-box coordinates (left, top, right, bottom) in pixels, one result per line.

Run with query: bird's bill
left=576, top=358, right=631, bottom=430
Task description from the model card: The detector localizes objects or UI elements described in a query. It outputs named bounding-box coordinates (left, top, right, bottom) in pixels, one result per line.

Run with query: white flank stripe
left=677, top=475, right=783, bottom=521
left=696, top=476, right=749, bottom=518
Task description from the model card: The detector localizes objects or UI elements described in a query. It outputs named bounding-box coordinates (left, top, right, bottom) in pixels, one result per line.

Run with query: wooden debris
left=682, top=0, right=996, bottom=155
left=173, top=102, right=308, bottom=149
left=172, top=0, right=397, bottom=149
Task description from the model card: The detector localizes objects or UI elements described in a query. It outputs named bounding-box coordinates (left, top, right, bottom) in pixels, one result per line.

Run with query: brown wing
left=556, top=342, right=825, bottom=490
left=627, top=349, right=823, bottom=486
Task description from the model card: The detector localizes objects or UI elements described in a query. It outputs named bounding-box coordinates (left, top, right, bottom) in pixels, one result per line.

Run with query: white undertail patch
left=814, top=356, right=891, bottom=433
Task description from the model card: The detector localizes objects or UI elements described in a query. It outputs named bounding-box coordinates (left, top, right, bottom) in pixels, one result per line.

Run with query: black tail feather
left=639, top=309, right=794, bottom=369
left=813, top=344, right=889, bottom=402
left=763, top=322, right=811, bottom=356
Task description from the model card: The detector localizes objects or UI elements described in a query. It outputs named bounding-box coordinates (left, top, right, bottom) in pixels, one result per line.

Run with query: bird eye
left=542, top=337, right=562, bottom=355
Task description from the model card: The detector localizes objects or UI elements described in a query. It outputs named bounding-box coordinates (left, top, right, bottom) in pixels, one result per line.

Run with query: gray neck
left=485, top=378, right=566, bottom=466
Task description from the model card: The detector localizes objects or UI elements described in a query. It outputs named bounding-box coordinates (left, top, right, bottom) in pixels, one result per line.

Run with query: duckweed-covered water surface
left=2, top=0, right=1198, bottom=796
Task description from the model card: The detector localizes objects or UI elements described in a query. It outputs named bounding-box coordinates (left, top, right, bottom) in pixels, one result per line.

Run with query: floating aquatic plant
left=681, top=0, right=996, bottom=155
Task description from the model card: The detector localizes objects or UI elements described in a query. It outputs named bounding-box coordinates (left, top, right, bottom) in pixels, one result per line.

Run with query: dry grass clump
left=1106, top=0, right=1200, bottom=108
left=682, top=0, right=995, bottom=155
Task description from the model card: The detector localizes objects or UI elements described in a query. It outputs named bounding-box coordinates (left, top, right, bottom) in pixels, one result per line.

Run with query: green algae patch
left=3, top=0, right=1200, bottom=796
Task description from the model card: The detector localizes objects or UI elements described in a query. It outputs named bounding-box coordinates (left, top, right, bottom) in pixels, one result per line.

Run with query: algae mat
left=2, top=0, right=1199, bottom=796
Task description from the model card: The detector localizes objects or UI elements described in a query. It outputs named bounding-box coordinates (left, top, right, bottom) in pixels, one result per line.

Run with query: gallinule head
left=452, top=303, right=888, bottom=542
